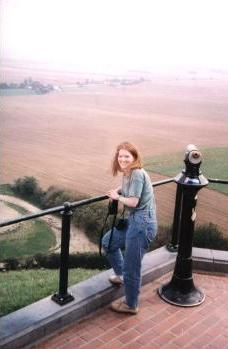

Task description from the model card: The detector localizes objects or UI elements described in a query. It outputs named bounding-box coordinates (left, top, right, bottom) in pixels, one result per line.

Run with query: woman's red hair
left=112, top=142, right=142, bottom=176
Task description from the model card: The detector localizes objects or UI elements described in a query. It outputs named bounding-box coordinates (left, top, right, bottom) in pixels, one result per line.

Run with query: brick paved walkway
left=32, top=272, right=228, bottom=349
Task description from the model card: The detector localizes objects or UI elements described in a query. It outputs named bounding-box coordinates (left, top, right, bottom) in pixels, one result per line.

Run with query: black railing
left=1, top=144, right=227, bottom=307
left=0, top=177, right=174, bottom=305
left=166, top=177, right=228, bottom=252
left=0, top=179, right=175, bottom=229
left=208, top=178, right=228, bottom=184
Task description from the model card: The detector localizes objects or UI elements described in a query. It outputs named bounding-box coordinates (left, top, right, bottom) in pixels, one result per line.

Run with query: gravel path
left=0, top=195, right=98, bottom=252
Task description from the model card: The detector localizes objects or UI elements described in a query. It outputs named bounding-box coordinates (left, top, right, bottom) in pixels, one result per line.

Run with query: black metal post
left=167, top=183, right=182, bottom=252
left=159, top=144, right=208, bottom=307
left=52, top=202, right=75, bottom=305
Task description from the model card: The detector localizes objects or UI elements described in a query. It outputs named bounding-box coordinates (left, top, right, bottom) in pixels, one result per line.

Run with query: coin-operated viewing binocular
left=158, top=145, right=209, bottom=306
left=184, top=144, right=202, bottom=165
left=176, top=144, right=206, bottom=186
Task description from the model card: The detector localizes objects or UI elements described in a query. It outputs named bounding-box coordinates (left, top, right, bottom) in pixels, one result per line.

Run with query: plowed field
left=1, top=76, right=228, bottom=235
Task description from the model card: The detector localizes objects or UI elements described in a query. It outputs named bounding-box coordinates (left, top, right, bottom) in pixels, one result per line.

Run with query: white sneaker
left=109, top=275, right=124, bottom=286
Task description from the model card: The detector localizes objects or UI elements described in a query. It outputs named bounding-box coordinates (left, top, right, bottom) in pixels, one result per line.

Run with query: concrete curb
left=192, top=247, right=228, bottom=273
left=0, top=246, right=227, bottom=349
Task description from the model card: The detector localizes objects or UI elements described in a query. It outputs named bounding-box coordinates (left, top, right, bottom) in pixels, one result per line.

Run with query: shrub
left=41, top=186, right=83, bottom=208
left=39, top=185, right=107, bottom=245
left=3, top=258, right=21, bottom=270
left=2, top=253, right=110, bottom=271
left=149, top=223, right=228, bottom=252
left=193, top=223, right=228, bottom=250
left=73, top=202, right=109, bottom=244
left=11, top=176, right=44, bottom=205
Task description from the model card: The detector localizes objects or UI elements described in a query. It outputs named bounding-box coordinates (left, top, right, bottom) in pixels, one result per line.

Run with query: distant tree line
left=0, top=77, right=57, bottom=95
left=75, top=77, right=147, bottom=88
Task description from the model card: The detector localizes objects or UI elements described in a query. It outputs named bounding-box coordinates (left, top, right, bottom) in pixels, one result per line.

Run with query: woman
left=102, top=141, right=157, bottom=314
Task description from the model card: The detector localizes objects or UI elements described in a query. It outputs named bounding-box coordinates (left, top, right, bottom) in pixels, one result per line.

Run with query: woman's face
left=118, top=149, right=134, bottom=173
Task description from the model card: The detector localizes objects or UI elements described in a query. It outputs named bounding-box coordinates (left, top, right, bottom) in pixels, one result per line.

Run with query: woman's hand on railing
left=107, top=189, right=120, bottom=201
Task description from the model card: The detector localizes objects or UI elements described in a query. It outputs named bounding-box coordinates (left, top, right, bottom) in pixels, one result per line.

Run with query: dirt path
left=0, top=201, right=23, bottom=234
left=0, top=195, right=98, bottom=253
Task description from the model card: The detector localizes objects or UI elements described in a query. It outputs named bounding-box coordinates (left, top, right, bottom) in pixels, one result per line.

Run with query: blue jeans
left=102, top=210, right=157, bottom=308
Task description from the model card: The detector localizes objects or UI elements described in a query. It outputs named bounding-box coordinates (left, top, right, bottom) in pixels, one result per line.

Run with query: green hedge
left=193, top=223, right=228, bottom=250
left=1, top=223, right=227, bottom=272
left=148, top=223, right=228, bottom=251
left=2, top=252, right=110, bottom=271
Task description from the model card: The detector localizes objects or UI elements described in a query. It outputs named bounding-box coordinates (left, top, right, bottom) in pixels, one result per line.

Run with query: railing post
left=159, top=144, right=208, bottom=307
left=167, top=183, right=182, bottom=252
left=52, top=202, right=74, bottom=305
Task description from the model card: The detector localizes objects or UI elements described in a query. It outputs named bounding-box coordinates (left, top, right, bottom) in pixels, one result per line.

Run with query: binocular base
left=158, top=282, right=205, bottom=307
left=166, top=243, right=178, bottom=253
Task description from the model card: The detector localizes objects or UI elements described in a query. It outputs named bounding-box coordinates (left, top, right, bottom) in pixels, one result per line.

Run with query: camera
left=108, top=200, right=118, bottom=215
left=115, top=218, right=128, bottom=230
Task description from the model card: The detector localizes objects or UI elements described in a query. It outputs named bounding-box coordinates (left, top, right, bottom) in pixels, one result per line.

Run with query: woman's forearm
left=107, top=189, right=139, bottom=208
left=118, top=195, right=139, bottom=208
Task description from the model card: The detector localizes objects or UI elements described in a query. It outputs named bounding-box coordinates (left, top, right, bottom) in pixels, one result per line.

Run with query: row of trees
left=0, top=78, right=56, bottom=95
left=75, top=77, right=147, bottom=88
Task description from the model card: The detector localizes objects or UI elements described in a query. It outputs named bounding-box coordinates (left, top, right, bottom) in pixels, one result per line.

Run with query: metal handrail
left=0, top=196, right=109, bottom=228
left=208, top=178, right=228, bottom=184
left=0, top=204, right=64, bottom=228
left=152, top=178, right=175, bottom=187
left=0, top=178, right=175, bottom=228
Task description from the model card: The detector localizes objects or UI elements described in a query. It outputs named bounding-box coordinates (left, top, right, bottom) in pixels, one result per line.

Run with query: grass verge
left=4, top=201, right=29, bottom=215
left=0, top=220, right=56, bottom=259
left=144, top=146, right=228, bottom=195
left=0, top=201, right=56, bottom=259
left=0, top=268, right=100, bottom=317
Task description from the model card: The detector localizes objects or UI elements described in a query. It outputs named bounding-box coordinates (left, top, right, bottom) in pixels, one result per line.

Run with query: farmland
left=1, top=67, right=228, bottom=235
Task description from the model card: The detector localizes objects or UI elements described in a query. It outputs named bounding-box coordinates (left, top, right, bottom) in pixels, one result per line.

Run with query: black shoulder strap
left=99, top=200, right=118, bottom=256
left=106, top=212, right=117, bottom=252
left=99, top=211, right=110, bottom=256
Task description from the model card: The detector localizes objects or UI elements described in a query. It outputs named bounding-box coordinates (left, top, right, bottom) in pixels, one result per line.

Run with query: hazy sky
left=1, top=0, right=228, bottom=73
